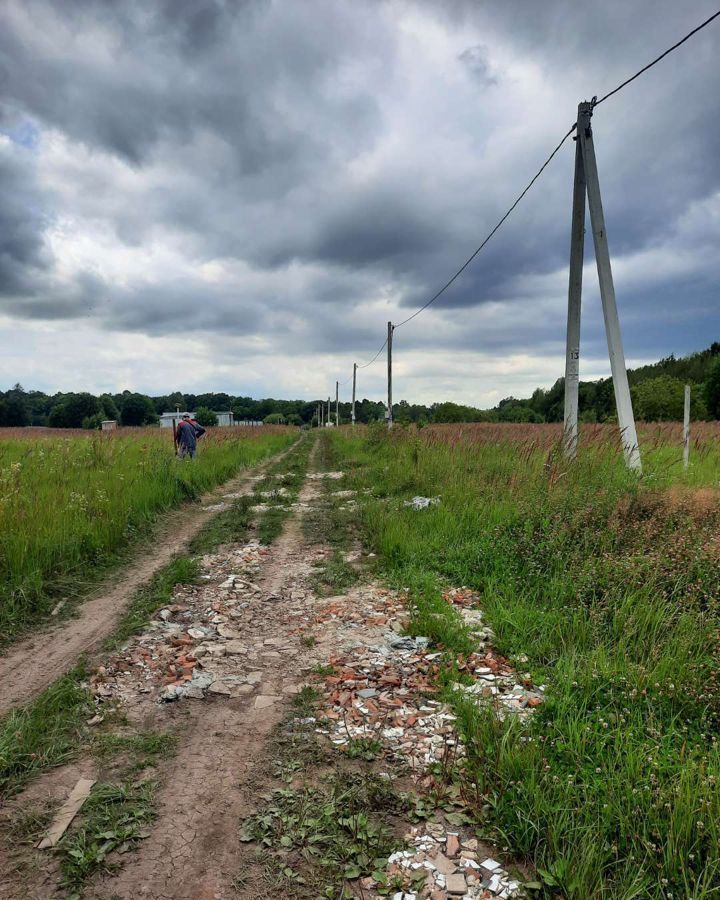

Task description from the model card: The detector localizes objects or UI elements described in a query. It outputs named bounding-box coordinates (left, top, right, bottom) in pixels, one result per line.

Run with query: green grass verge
left=0, top=456, right=268, bottom=800
left=328, top=425, right=720, bottom=900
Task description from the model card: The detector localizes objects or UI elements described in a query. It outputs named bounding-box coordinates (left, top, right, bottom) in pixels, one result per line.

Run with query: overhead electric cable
left=356, top=336, right=388, bottom=369
left=593, top=9, right=720, bottom=107
left=393, top=123, right=577, bottom=329
left=389, top=9, right=720, bottom=331
left=332, top=8, right=720, bottom=395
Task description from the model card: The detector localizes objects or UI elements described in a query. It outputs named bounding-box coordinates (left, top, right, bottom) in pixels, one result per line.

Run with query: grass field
left=329, top=422, right=720, bottom=899
left=0, top=426, right=295, bottom=644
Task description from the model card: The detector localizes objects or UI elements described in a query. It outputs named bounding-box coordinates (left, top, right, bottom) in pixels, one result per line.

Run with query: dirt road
left=89, top=470, right=326, bottom=899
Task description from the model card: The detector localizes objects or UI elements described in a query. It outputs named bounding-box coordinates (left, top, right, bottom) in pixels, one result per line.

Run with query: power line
left=387, top=8, right=720, bottom=332
left=594, top=9, right=720, bottom=107
left=393, top=123, right=577, bottom=329
left=356, top=336, right=388, bottom=369
left=334, top=8, right=720, bottom=394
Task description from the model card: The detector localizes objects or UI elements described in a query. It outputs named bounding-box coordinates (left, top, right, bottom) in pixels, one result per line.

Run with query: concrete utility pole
left=327, top=396, right=331, bottom=427
left=683, top=384, right=691, bottom=469
left=574, top=101, right=641, bottom=472
left=319, top=402, right=323, bottom=428
left=387, top=321, right=394, bottom=429
left=563, top=132, right=586, bottom=460
left=335, top=381, right=340, bottom=428
left=351, top=363, right=357, bottom=426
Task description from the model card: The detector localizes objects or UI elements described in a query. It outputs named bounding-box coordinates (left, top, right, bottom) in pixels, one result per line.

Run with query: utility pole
left=327, top=396, right=331, bottom=427
left=320, top=402, right=323, bottom=428
left=683, top=384, right=691, bottom=469
left=563, top=130, right=586, bottom=460
left=335, top=381, right=339, bottom=428
left=387, top=321, right=394, bottom=429
left=351, top=363, right=357, bottom=426
left=565, top=101, right=641, bottom=472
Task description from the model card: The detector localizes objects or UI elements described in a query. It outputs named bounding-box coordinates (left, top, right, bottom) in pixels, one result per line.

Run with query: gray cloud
left=0, top=0, right=718, bottom=399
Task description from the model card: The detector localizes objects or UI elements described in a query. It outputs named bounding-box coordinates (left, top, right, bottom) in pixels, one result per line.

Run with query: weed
left=343, top=737, right=381, bottom=761
left=292, top=686, right=319, bottom=718
left=59, top=780, right=156, bottom=889
left=312, top=664, right=336, bottom=677
left=311, top=551, right=359, bottom=596
left=241, top=772, right=404, bottom=894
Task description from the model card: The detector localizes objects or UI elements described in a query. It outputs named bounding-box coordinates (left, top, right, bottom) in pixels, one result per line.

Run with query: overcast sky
left=1, top=0, right=718, bottom=406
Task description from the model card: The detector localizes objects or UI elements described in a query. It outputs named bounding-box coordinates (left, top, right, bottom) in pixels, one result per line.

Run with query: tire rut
left=89, top=453, right=323, bottom=900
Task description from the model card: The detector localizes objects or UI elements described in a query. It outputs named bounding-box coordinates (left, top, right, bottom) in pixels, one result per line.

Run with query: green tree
left=82, top=413, right=105, bottom=430
left=704, top=358, right=720, bottom=419
left=264, top=413, right=285, bottom=425
left=0, top=386, right=31, bottom=426
left=195, top=406, right=218, bottom=427
left=49, top=393, right=100, bottom=428
left=633, top=376, right=684, bottom=421
left=99, top=394, right=120, bottom=421
left=431, top=402, right=485, bottom=423
left=633, top=375, right=704, bottom=421
left=120, top=393, right=157, bottom=426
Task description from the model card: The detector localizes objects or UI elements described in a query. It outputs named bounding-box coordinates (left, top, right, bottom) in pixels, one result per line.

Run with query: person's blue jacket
left=176, top=419, right=204, bottom=449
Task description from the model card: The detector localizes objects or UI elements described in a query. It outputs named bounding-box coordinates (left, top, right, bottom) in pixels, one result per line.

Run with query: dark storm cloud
left=0, top=150, right=50, bottom=295
left=0, top=0, right=718, bottom=396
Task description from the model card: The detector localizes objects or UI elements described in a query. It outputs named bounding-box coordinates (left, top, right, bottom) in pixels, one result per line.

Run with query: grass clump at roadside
left=0, top=666, right=93, bottom=799
left=0, top=427, right=296, bottom=646
left=329, top=423, right=720, bottom=899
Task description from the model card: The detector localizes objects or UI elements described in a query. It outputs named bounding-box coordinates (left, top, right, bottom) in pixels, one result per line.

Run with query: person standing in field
left=175, top=414, right=206, bottom=460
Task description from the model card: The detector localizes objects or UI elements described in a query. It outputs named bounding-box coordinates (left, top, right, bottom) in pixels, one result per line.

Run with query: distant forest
left=1, top=343, right=719, bottom=428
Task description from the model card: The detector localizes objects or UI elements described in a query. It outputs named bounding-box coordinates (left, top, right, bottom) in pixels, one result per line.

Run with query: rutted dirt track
left=0, top=444, right=297, bottom=718
left=90, top=474, right=325, bottom=900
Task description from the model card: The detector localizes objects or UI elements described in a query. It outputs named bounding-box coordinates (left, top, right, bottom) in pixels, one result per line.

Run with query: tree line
left=1, top=343, right=719, bottom=429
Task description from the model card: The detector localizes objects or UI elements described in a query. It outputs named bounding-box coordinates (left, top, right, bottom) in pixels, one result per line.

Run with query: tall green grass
left=0, top=427, right=295, bottom=643
left=330, top=424, right=720, bottom=899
